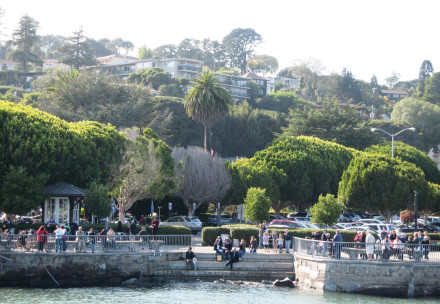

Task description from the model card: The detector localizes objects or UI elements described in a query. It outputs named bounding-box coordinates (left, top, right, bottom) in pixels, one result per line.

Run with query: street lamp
left=370, top=127, right=415, bottom=158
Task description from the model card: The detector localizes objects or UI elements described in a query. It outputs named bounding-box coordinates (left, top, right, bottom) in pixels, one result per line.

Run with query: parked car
left=287, top=212, right=309, bottom=221
left=357, top=219, right=383, bottom=224
left=304, top=223, right=320, bottom=229
left=207, top=214, right=233, bottom=225
left=160, top=216, right=203, bottom=234
left=17, top=216, right=33, bottom=224
left=343, top=226, right=378, bottom=234
left=398, top=225, right=438, bottom=233
left=268, top=220, right=308, bottom=228
left=362, top=224, right=398, bottom=234
left=269, top=214, right=285, bottom=220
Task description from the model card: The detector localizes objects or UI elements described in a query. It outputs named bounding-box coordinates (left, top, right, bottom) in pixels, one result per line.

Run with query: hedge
left=10, top=223, right=191, bottom=235
left=200, top=226, right=440, bottom=246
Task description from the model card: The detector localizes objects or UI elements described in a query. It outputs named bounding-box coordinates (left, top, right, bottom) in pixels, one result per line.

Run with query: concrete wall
left=0, top=252, right=181, bottom=287
left=294, top=253, right=440, bottom=297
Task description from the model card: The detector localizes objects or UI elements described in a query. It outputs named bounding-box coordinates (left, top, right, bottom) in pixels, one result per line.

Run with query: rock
left=122, top=278, right=138, bottom=285
left=261, top=280, right=273, bottom=285
left=273, top=277, right=295, bottom=288
left=213, top=279, right=226, bottom=284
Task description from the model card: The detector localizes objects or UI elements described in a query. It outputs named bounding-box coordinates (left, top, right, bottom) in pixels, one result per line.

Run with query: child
left=192, top=254, right=197, bottom=270
left=263, top=231, right=269, bottom=252
left=272, top=230, right=278, bottom=253
left=277, top=233, right=284, bottom=253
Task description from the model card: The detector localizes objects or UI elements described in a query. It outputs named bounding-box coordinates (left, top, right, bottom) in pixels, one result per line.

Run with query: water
left=0, top=281, right=438, bottom=304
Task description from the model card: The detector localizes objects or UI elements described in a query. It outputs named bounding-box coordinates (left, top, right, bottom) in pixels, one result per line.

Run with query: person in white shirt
left=365, top=231, right=376, bottom=259
left=54, top=225, right=65, bottom=253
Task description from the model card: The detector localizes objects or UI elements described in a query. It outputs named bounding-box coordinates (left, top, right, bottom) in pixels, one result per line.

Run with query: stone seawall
left=0, top=252, right=181, bottom=287
left=294, top=253, right=440, bottom=297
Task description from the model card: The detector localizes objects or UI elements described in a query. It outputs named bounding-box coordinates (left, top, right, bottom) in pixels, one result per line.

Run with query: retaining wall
left=294, top=253, right=440, bottom=297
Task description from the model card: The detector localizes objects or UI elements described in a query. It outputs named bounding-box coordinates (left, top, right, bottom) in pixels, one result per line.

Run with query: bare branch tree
left=172, top=146, right=231, bottom=216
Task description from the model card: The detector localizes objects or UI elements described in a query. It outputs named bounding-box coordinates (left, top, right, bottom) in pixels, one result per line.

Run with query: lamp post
left=414, top=191, right=419, bottom=231
left=370, top=127, right=416, bottom=158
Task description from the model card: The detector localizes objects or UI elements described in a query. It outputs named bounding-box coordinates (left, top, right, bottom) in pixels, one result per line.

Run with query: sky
left=1, top=0, right=439, bottom=85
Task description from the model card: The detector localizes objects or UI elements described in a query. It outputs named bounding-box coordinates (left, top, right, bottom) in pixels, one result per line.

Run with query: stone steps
left=152, top=269, right=295, bottom=280
left=189, top=252, right=294, bottom=262
left=166, top=260, right=294, bottom=271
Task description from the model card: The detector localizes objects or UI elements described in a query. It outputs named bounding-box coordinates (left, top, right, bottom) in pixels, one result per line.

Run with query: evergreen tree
left=58, top=27, right=97, bottom=70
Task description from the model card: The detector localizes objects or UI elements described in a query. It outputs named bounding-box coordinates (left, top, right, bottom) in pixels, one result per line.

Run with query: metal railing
left=293, top=237, right=440, bottom=262
left=0, top=234, right=193, bottom=253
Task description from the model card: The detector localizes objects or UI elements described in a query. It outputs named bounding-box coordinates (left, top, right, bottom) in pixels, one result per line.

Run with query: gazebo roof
left=44, top=182, right=86, bottom=197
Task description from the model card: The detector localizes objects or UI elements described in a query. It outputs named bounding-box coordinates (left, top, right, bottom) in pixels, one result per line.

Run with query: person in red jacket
left=37, top=225, right=48, bottom=252
left=151, top=216, right=160, bottom=235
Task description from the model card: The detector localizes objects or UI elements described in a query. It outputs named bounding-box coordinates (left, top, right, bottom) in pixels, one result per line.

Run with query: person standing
left=249, top=236, right=258, bottom=253
left=321, top=230, right=329, bottom=257
left=88, top=228, right=96, bottom=253
left=75, top=227, right=86, bottom=253
left=380, top=227, right=388, bottom=240
left=365, top=231, right=375, bottom=259
left=284, top=229, right=292, bottom=253
left=258, top=224, right=265, bottom=249
left=333, top=229, right=343, bottom=259
left=151, top=216, right=160, bottom=235
left=263, top=231, right=269, bottom=252
left=129, top=219, right=137, bottom=235
left=36, top=226, right=48, bottom=253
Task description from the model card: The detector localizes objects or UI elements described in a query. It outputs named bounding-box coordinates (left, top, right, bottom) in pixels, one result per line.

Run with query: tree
left=57, top=27, right=97, bottom=70
left=385, top=71, right=401, bottom=89
left=121, top=40, right=134, bottom=55
left=39, top=35, right=65, bottom=59
left=423, top=72, right=440, bottom=104
left=249, top=136, right=355, bottom=211
left=370, top=74, right=378, bottom=92
left=337, top=68, right=362, bottom=102
left=243, top=187, right=271, bottom=223
left=138, top=45, right=153, bottom=60
left=222, top=28, right=262, bottom=74
left=400, top=209, right=414, bottom=226
left=338, top=153, right=430, bottom=216
left=417, top=60, right=434, bottom=97
left=183, top=70, right=233, bottom=152
left=283, top=102, right=380, bottom=150
left=247, top=54, right=279, bottom=75
left=365, top=142, right=440, bottom=184
left=309, top=194, right=342, bottom=226
left=0, top=166, right=49, bottom=214
left=200, top=39, right=225, bottom=70
left=153, top=44, right=177, bottom=59
left=88, top=38, right=113, bottom=57
left=177, top=38, right=202, bottom=60
left=126, top=67, right=173, bottom=90
left=8, top=15, right=42, bottom=71
left=255, top=91, right=313, bottom=113
left=85, top=182, right=111, bottom=219
left=116, top=128, right=176, bottom=220
left=391, top=97, right=440, bottom=150
left=171, top=146, right=231, bottom=216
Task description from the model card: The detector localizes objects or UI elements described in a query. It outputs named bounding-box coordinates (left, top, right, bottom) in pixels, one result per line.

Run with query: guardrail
left=293, top=237, right=440, bottom=262
left=0, top=234, right=194, bottom=253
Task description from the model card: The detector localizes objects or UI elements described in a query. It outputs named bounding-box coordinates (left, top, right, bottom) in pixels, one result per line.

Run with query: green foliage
left=57, top=28, right=97, bottom=70
left=0, top=71, right=19, bottom=86
left=338, top=153, right=431, bottom=214
left=201, top=227, right=231, bottom=245
left=365, top=142, right=440, bottom=184
left=184, top=70, right=233, bottom=151
left=126, top=67, right=173, bottom=90
left=0, top=100, right=126, bottom=213
left=283, top=101, right=379, bottom=150
left=85, top=182, right=111, bottom=219
left=391, top=97, right=440, bottom=150
left=423, top=72, right=440, bottom=104
left=212, top=102, right=285, bottom=157
left=309, top=194, right=342, bottom=226
left=337, top=68, right=363, bottom=102
left=0, top=166, right=49, bottom=214
left=138, top=45, right=154, bottom=60
left=157, top=83, right=184, bottom=98
left=243, top=187, right=271, bottom=223
left=250, top=136, right=356, bottom=210
left=247, top=54, right=279, bottom=74
left=222, top=28, right=262, bottom=74
left=255, top=91, right=314, bottom=113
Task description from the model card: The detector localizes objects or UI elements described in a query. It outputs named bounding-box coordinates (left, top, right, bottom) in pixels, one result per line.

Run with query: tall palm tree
left=184, top=71, right=233, bottom=152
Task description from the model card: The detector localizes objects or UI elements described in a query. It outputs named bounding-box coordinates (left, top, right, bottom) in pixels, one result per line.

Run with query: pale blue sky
left=2, top=0, right=439, bottom=84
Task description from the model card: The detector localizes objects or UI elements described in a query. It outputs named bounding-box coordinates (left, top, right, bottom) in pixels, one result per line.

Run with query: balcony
left=178, top=65, right=202, bottom=72
left=217, top=79, right=248, bottom=88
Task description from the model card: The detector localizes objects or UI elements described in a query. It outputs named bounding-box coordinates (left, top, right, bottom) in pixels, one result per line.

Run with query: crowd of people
left=305, top=229, right=432, bottom=261
left=0, top=215, right=161, bottom=253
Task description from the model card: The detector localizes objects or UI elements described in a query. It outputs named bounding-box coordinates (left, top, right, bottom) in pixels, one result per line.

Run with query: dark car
left=399, top=225, right=438, bottom=233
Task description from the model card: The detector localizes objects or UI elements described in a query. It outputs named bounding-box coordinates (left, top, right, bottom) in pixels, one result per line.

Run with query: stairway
left=152, top=252, right=295, bottom=281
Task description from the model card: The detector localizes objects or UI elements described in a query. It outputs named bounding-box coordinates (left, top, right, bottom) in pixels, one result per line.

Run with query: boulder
left=122, top=278, right=138, bottom=285
left=273, top=277, right=295, bottom=288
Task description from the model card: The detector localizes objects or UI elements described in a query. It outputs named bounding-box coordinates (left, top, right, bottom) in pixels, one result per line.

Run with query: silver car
left=161, top=216, right=203, bottom=234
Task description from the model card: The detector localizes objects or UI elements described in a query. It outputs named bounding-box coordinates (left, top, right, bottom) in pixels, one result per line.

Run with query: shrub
left=201, top=227, right=231, bottom=246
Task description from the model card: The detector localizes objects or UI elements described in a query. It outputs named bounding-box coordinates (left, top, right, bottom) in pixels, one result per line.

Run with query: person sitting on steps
left=225, top=248, right=240, bottom=270
left=185, top=246, right=195, bottom=270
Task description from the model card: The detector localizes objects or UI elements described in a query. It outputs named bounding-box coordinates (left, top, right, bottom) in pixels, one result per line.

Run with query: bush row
left=200, top=226, right=440, bottom=246
left=10, top=223, right=191, bottom=235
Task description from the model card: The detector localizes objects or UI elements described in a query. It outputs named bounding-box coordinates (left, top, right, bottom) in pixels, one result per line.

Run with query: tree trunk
left=217, top=205, right=221, bottom=227
left=204, top=125, right=212, bottom=153
left=118, top=209, right=125, bottom=223
left=184, top=199, right=194, bottom=217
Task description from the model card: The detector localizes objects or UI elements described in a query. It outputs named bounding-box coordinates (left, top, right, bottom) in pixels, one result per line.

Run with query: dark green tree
left=423, top=72, right=440, bottom=104
left=337, top=68, right=362, bottom=102
left=222, top=28, right=262, bottom=74
left=417, top=60, right=434, bottom=97
left=126, top=67, right=173, bottom=90
left=85, top=182, right=111, bottom=219
left=177, top=38, right=202, bottom=60
left=153, top=44, right=177, bottom=59
left=57, top=27, right=97, bottom=70
left=8, top=15, right=42, bottom=71
left=183, top=70, right=233, bottom=152
left=243, top=187, right=271, bottom=223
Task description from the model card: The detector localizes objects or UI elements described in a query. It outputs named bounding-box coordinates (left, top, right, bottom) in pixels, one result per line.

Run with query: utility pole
left=414, top=191, right=419, bottom=231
